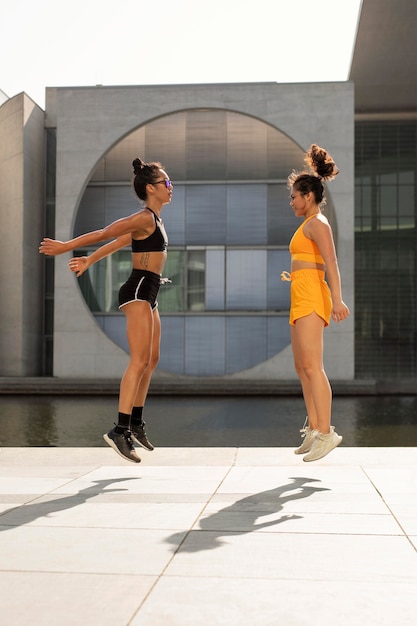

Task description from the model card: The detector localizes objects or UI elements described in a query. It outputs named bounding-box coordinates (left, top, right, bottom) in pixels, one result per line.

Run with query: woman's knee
left=149, top=350, right=160, bottom=370
left=131, top=347, right=159, bottom=372
left=293, top=360, right=304, bottom=378
left=127, top=355, right=152, bottom=375
left=296, top=359, right=319, bottom=379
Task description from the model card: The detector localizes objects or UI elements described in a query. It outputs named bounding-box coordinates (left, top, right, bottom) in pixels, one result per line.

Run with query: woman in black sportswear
left=40, top=158, right=172, bottom=463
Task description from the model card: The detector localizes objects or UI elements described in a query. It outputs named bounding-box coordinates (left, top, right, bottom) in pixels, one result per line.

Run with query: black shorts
left=118, top=270, right=161, bottom=311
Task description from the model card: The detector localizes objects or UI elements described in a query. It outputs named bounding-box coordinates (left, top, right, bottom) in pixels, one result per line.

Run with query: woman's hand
left=331, top=301, right=350, bottom=324
left=39, top=238, right=68, bottom=256
left=68, top=256, right=89, bottom=277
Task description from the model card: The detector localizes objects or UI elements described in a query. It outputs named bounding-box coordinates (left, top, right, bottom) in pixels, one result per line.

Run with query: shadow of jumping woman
left=165, top=476, right=330, bottom=553
left=0, top=477, right=138, bottom=531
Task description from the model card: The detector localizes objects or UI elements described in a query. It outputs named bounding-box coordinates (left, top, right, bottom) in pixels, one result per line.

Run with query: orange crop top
left=289, top=214, right=325, bottom=264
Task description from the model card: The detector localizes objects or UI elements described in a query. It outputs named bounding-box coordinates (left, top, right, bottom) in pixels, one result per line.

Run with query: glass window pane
left=226, top=184, right=267, bottom=245
left=164, top=185, right=186, bottom=245
left=185, top=185, right=226, bottom=244
left=75, top=185, right=137, bottom=236
left=159, top=251, right=185, bottom=313
left=186, top=111, right=227, bottom=179
left=399, top=185, right=415, bottom=216
left=267, top=185, right=299, bottom=245
left=76, top=249, right=131, bottom=313
left=187, top=251, right=205, bottom=311
left=267, top=317, right=292, bottom=359
left=360, top=186, right=373, bottom=217
left=97, top=315, right=128, bottom=353
left=380, top=173, right=397, bottom=184
left=74, top=187, right=106, bottom=236
left=226, top=317, right=267, bottom=373
left=267, top=125, right=306, bottom=179
left=267, top=250, right=292, bottom=310
left=90, top=127, right=146, bottom=182
left=380, top=185, right=397, bottom=216
left=399, top=170, right=414, bottom=184
left=145, top=113, right=187, bottom=179
left=226, top=250, right=267, bottom=310
left=206, top=249, right=225, bottom=310
left=159, top=317, right=185, bottom=373
left=185, top=317, right=226, bottom=375
left=226, top=113, right=267, bottom=179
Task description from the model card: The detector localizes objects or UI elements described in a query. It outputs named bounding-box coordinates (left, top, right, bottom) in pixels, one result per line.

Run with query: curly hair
left=132, top=158, right=164, bottom=201
left=287, top=144, right=339, bottom=206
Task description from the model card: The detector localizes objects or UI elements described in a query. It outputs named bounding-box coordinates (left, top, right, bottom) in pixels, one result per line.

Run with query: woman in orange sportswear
left=283, top=144, right=350, bottom=461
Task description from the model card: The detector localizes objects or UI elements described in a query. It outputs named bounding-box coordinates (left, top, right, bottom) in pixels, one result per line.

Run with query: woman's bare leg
left=118, top=301, right=154, bottom=414
left=291, top=321, right=318, bottom=429
left=291, top=313, right=331, bottom=434
left=132, top=308, right=161, bottom=407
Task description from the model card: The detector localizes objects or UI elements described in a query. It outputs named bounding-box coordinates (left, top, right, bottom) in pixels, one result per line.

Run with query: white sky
left=1, top=0, right=362, bottom=110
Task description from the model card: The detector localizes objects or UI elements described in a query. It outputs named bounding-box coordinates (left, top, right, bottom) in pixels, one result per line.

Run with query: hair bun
left=132, top=158, right=144, bottom=175
left=306, top=144, right=339, bottom=181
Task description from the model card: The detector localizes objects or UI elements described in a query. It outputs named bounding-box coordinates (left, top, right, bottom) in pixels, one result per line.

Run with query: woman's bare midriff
left=291, top=260, right=326, bottom=272
left=132, top=250, right=167, bottom=275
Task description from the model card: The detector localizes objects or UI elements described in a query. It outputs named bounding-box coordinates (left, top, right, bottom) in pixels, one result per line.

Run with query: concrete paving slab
left=0, top=446, right=238, bottom=466
left=0, top=525, right=182, bottom=575
left=0, top=571, right=156, bottom=626
left=0, top=446, right=416, bottom=626
left=382, top=501, right=417, bottom=535
left=164, top=531, right=416, bottom=582
left=235, top=446, right=417, bottom=466
left=131, top=578, right=417, bottom=626
left=47, top=465, right=232, bottom=495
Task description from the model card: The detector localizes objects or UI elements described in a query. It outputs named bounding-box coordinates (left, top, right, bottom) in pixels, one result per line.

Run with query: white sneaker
left=294, top=418, right=317, bottom=454
left=303, top=427, right=342, bottom=462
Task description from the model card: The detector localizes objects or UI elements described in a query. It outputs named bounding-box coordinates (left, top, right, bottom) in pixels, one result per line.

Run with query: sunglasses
left=153, top=178, right=172, bottom=188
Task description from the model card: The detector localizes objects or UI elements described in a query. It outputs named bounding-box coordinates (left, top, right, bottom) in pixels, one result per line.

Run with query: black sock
left=115, top=412, right=130, bottom=434
left=131, top=406, right=144, bottom=426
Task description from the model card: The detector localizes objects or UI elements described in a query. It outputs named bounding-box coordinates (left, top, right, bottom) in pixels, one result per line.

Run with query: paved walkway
left=0, top=446, right=416, bottom=625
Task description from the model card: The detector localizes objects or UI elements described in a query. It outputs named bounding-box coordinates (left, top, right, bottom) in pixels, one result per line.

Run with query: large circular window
left=73, top=110, right=336, bottom=376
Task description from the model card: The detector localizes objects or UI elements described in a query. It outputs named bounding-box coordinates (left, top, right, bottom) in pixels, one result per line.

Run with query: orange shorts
left=288, top=269, right=332, bottom=326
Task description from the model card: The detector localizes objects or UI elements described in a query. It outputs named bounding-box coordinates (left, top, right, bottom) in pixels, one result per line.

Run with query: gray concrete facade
left=44, top=82, right=354, bottom=380
left=0, top=94, right=45, bottom=375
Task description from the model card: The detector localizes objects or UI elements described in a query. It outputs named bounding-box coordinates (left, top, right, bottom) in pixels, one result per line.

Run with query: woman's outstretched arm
left=68, top=234, right=131, bottom=277
left=39, top=210, right=148, bottom=256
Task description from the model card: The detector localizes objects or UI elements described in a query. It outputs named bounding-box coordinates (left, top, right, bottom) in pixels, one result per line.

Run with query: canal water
left=0, top=394, right=416, bottom=448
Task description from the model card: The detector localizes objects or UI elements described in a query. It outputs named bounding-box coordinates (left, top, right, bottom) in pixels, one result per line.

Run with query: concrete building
left=0, top=0, right=415, bottom=389
left=0, top=94, right=45, bottom=375
left=44, top=81, right=354, bottom=383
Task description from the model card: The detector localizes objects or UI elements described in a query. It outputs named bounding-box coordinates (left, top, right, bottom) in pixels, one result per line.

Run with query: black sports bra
left=131, top=209, right=168, bottom=253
